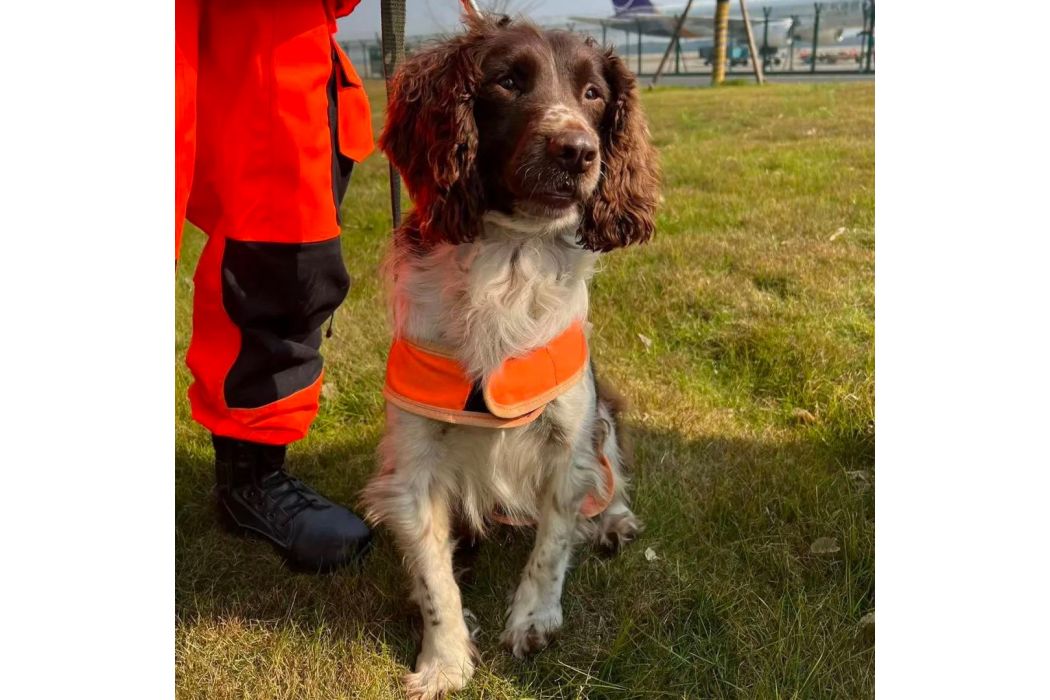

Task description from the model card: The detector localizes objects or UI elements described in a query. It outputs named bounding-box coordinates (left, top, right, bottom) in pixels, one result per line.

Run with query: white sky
left=336, top=0, right=620, bottom=41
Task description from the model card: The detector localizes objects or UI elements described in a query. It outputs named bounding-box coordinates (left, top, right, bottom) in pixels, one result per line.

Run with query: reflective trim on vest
left=383, top=321, right=588, bottom=428
left=484, top=321, right=589, bottom=418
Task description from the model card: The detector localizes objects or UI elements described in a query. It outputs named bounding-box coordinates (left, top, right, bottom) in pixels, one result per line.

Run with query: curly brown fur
left=378, top=20, right=487, bottom=248
left=578, top=49, right=661, bottom=252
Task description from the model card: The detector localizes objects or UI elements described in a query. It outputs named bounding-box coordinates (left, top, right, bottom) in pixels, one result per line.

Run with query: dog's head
left=379, top=15, right=660, bottom=251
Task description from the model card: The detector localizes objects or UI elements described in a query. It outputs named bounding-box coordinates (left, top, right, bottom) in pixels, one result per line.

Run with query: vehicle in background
left=798, top=48, right=863, bottom=65
left=696, top=39, right=751, bottom=67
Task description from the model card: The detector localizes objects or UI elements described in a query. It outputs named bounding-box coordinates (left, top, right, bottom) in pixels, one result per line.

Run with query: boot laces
left=257, top=471, right=327, bottom=528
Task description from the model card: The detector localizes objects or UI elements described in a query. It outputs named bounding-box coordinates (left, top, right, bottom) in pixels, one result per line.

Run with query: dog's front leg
left=390, top=481, right=476, bottom=699
left=500, top=476, right=579, bottom=658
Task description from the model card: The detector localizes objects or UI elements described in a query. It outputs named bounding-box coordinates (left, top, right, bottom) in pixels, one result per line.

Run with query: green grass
left=176, top=80, right=874, bottom=699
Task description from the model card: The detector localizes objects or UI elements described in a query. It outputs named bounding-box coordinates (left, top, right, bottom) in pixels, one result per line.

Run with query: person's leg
left=182, top=0, right=373, bottom=571
left=174, top=0, right=198, bottom=259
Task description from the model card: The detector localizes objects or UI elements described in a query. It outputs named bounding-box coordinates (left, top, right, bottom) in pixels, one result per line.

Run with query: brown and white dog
left=362, top=15, right=660, bottom=699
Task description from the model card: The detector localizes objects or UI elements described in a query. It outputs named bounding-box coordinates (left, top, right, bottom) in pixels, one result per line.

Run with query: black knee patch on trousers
left=221, top=238, right=350, bottom=409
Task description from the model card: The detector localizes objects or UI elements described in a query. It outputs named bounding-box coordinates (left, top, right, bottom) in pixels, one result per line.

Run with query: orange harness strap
left=384, top=321, right=589, bottom=428
left=383, top=321, right=616, bottom=522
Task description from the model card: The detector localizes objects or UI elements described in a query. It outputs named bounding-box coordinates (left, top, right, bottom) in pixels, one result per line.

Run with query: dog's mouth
left=502, top=141, right=601, bottom=219
left=530, top=190, right=577, bottom=208
left=514, top=176, right=597, bottom=218
left=515, top=190, right=582, bottom=220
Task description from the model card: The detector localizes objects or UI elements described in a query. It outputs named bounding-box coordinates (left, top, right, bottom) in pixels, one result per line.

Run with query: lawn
left=176, top=79, right=874, bottom=699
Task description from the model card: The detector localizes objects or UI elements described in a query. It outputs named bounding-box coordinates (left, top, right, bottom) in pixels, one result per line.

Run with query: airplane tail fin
left=612, top=0, right=657, bottom=16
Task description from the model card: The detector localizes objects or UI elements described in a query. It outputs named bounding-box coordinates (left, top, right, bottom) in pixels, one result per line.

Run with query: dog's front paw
left=404, top=650, right=475, bottom=700
left=500, top=604, right=563, bottom=659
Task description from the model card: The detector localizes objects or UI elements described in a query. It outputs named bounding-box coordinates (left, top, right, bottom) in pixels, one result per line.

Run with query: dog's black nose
left=547, top=131, right=598, bottom=174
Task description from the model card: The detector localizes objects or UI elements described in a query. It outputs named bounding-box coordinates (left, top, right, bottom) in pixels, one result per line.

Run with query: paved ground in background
left=651, top=71, right=875, bottom=87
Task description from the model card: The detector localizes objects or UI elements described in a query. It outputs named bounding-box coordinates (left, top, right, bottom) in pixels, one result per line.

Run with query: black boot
left=212, top=435, right=371, bottom=572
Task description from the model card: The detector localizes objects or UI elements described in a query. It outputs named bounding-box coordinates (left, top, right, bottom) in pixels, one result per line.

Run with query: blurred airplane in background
left=571, top=0, right=870, bottom=50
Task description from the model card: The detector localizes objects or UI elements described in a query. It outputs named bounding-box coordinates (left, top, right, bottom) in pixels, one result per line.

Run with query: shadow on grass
left=176, top=423, right=874, bottom=698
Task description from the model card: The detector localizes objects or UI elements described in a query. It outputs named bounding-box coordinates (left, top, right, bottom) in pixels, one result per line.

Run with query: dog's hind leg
left=593, top=494, right=643, bottom=555
left=590, top=378, right=643, bottom=555
left=363, top=467, right=476, bottom=700
left=590, top=461, right=643, bottom=556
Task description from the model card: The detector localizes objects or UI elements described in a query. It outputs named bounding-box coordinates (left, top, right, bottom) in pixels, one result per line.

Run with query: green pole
left=864, top=0, right=874, bottom=72
left=810, top=3, right=821, bottom=74
left=860, top=1, right=869, bottom=70
left=762, top=7, right=771, bottom=70
left=380, top=0, right=406, bottom=227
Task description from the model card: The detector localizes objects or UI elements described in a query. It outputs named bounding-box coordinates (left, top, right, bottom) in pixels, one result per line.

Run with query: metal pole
left=380, top=0, right=406, bottom=228
left=602, top=21, right=607, bottom=48
left=810, top=3, right=821, bottom=74
left=864, top=0, right=874, bottom=72
left=674, top=37, right=681, bottom=74
left=762, top=7, right=771, bottom=71
left=649, top=0, right=696, bottom=86
left=636, top=20, right=642, bottom=75
left=860, top=1, right=869, bottom=71
left=739, top=0, right=765, bottom=84
left=712, top=0, right=730, bottom=85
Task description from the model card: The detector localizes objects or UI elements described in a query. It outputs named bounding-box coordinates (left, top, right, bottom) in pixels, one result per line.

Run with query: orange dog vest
left=384, top=321, right=590, bottom=428
left=383, top=321, right=615, bottom=520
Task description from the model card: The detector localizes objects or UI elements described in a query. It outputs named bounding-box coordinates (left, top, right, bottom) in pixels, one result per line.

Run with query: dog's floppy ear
left=379, top=33, right=485, bottom=246
left=578, top=49, right=661, bottom=252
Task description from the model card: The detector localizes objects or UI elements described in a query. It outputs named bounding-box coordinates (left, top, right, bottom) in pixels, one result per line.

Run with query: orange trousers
left=176, top=0, right=373, bottom=445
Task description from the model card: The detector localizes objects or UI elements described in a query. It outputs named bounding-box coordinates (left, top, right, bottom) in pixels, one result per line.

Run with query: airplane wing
left=568, top=15, right=682, bottom=35
left=568, top=14, right=713, bottom=39
left=569, top=15, right=793, bottom=44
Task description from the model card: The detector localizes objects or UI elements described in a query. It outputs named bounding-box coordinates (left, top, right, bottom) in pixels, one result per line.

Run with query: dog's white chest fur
left=392, top=215, right=597, bottom=379
left=384, top=215, right=602, bottom=525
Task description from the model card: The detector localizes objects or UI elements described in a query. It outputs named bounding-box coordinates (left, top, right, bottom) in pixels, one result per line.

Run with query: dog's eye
left=496, top=75, right=518, bottom=92
left=583, top=85, right=602, bottom=101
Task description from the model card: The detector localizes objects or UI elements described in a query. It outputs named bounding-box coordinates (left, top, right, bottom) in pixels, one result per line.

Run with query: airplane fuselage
left=588, top=0, right=870, bottom=48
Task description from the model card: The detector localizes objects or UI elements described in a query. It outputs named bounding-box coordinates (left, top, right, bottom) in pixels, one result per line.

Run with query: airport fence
left=339, top=2, right=874, bottom=83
